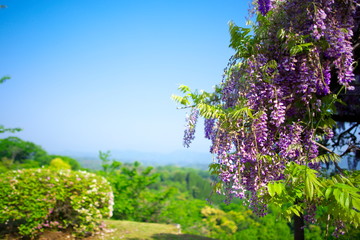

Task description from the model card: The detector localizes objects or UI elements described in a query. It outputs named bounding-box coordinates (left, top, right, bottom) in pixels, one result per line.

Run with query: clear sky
left=0, top=0, right=251, bottom=155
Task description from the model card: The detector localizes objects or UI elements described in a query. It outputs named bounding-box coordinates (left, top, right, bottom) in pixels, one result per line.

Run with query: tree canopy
left=0, top=137, right=50, bottom=165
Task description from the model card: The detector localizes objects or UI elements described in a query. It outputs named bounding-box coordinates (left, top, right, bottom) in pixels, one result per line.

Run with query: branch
left=332, top=123, right=360, bottom=148
left=340, top=144, right=360, bottom=157
left=176, top=105, right=196, bottom=110
left=314, top=142, right=344, bottom=174
left=332, top=115, right=360, bottom=123
left=333, top=162, right=344, bottom=174
left=314, top=141, right=336, bottom=155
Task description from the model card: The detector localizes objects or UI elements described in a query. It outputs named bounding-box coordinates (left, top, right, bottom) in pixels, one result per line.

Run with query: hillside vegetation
left=0, top=138, right=359, bottom=239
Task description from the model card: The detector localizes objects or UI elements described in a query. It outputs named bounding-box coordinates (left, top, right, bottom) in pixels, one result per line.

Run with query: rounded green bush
left=0, top=168, right=114, bottom=238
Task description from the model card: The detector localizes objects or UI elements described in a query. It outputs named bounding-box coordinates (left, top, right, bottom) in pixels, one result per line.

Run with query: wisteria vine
left=178, top=0, right=359, bottom=236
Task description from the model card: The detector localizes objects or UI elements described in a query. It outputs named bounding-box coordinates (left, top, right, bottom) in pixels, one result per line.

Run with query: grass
left=0, top=219, right=217, bottom=240
left=92, top=219, right=217, bottom=240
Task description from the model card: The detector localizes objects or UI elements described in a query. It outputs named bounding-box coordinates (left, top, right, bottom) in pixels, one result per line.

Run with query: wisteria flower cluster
left=0, top=168, right=114, bottom=238
left=183, top=108, right=199, bottom=147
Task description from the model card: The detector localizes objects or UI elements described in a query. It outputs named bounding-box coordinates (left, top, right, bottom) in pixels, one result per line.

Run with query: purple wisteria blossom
left=258, top=0, right=272, bottom=15
left=204, top=118, right=216, bottom=140
left=196, top=0, right=358, bottom=219
left=183, top=108, right=199, bottom=148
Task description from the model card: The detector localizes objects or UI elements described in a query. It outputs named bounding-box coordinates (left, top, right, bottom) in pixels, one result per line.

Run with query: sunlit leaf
left=325, top=187, right=332, bottom=199
left=268, top=182, right=276, bottom=197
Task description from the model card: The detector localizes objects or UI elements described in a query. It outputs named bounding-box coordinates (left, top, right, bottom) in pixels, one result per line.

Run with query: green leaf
left=295, top=189, right=303, bottom=198
left=178, top=85, right=191, bottom=93
left=277, top=28, right=286, bottom=41
left=313, top=153, right=340, bottom=163
left=352, top=197, right=360, bottom=211
left=268, top=183, right=276, bottom=197
left=290, top=45, right=302, bottom=55
left=339, top=191, right=345, bottom=208
left=228, top=107, right=253, bottom=119
left=345, top=192, right=350, bottom=209
left=291, top=206, right=301, bottom=217
left=171, top=94, right=190, bottom=106
left=274, top=182, right=283, bottom=196
left=262, top=59, right=278, bottom=71
left=0, top=125, right=22, bottom=134
left=325, top=187, right=333, bottom=199
left=334, top=183, right=359, bottom=195
left=228, top=21, right=253, bottom=55
left=289, top=42, right=314, bottom=56
left=0, top=75, right=10, bottom=84
left=333, top=188, right=341, bottom=203
left=305, top=177, right=313, bottom=200
left=209, top=163, right=220, bottom=175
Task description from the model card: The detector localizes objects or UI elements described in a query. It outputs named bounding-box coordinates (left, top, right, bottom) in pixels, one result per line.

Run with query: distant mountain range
left=52, top=150, right=214, bottom=170
left=52, top=149, right=356, bottom=171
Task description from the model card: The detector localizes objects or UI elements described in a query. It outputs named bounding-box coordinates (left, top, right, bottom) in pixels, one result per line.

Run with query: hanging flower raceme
left=183, top=108, right=199, bottom=148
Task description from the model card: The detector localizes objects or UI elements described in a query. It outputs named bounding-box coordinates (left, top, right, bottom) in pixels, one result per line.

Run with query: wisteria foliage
left=174, top=0, right=360, bottom=237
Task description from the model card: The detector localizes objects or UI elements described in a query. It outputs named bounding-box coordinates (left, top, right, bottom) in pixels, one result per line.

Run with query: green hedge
left=0, top=168, right=114, bottom=238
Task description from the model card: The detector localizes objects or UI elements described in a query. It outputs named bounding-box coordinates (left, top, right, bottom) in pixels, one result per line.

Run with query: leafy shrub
left=0, top=168, right=114, bottom=238
left=49, top=157, right=71, bottom=170
left=49, top=155, right=81, bottom=170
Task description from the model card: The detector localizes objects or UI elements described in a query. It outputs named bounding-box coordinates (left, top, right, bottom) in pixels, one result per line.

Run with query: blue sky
left=0, top=0, right=251, bottom=155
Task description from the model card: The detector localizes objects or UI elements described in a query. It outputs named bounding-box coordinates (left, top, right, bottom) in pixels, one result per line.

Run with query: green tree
left=0, top=137, right=51, bottom=167
left=98, top=151, right=174, bottom=222
left=159, top=198, right=209, bottom=235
